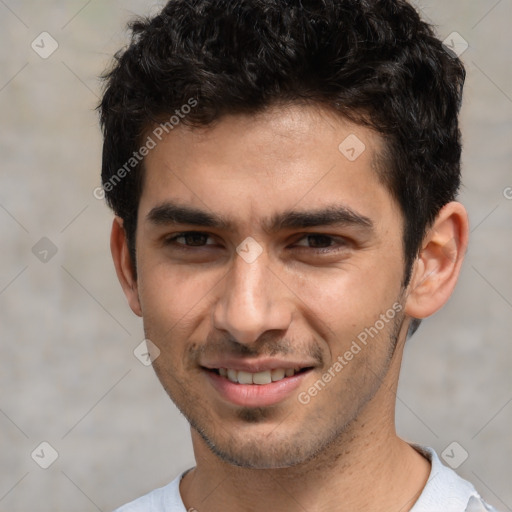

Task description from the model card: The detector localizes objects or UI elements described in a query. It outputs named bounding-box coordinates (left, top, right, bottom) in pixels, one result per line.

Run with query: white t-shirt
left=113, top=445, right=500, bottom=512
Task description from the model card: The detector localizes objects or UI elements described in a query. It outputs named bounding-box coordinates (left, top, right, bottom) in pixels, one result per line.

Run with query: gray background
left=0, top=1, right=511, bottom=511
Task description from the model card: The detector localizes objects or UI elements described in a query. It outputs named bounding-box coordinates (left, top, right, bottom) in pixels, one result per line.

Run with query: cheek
left=136, top=260, right=223, bottom=351
left=289, top=264, right=402, bottom=340
left=138, top=260, right=208, bottom=314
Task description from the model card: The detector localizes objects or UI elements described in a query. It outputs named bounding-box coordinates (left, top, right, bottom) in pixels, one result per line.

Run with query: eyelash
left=164, top=231, right=348, bottom=253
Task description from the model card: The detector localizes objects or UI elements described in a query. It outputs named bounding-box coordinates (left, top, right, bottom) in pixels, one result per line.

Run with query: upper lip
left=201, top=358, right=316, bottom=373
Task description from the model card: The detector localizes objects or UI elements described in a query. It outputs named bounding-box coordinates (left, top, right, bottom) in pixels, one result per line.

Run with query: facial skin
left=111, top=103, right=468, bottom=511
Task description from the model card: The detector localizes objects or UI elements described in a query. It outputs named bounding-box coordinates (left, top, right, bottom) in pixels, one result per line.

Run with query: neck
left=183, top=438, right=428, bottom=512
left=180, top=346, right=430, bottom=512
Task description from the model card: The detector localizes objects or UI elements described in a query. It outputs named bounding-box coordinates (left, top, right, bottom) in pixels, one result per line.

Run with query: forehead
left=138, top=104, right=399, bottom=232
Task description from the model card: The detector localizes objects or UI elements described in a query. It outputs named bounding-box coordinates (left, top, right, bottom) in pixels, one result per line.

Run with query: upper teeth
left=218, top=368, right=299, bottom=384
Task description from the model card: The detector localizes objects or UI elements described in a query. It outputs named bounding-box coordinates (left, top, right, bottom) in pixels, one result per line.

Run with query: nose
left=212, top=250, right=293, bottom=346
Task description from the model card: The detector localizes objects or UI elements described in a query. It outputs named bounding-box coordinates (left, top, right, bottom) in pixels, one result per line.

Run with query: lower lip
left=204, top=369, right=311, bottom=407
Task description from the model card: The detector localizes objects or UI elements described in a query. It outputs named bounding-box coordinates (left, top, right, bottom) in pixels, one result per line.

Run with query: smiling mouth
left=204, top=367, right=313, bottom=385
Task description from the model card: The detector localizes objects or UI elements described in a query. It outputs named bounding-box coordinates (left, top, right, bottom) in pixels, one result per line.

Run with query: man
left=98, top=1, right=499, bottom=511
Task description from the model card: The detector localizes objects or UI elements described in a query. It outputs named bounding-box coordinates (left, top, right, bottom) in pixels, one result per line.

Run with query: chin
left=203, top=437, right=312, bottom=469
left=190, top=415, right=331, bottom=469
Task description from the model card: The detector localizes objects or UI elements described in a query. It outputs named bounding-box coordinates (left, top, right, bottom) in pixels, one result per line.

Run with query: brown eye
left=294, top=234, right=345, bottom=250
left=305, top=235, right=334, bottom=248
left=165, top=232, right=216, bottom=247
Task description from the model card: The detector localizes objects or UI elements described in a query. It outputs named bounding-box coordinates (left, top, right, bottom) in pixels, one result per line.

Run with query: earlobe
left=110, top=217, right=142, bottom=317
left=405, top=202, right=469, bottom=319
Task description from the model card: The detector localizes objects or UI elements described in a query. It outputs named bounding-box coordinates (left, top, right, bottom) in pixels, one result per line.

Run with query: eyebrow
left=146, top=201, right=374, bottom=233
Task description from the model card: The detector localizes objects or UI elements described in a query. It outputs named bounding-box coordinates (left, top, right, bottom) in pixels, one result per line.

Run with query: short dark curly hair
left=98, top=0, right=465, bottom=287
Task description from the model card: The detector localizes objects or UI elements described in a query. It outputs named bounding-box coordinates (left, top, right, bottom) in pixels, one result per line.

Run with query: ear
left=110, top=217, right=142, bottom=317
left=405, top=201, right=469, bottom=319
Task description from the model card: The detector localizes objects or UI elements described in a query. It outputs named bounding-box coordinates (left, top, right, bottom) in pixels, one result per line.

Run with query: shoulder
left=112, top=472, right=188, bottom=512
left=411, top=445, right=500, bottom=512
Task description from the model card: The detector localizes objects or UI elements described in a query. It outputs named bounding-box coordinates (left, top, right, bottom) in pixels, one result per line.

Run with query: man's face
left=133, top=104, right=408, bottom=469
